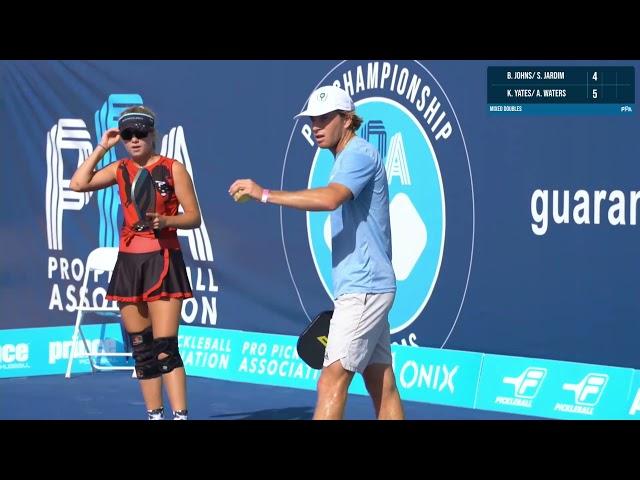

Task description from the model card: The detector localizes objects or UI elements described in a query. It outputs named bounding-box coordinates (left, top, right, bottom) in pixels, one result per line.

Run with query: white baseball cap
left=293, top=85, right=355, bottom=119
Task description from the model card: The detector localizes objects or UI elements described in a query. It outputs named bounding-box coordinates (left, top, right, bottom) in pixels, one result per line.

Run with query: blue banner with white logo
left=1, top=60, right=639, bottom=386
left=3, top=323, right=638, bottom=418
left=0, top=323, right=129, bottom=378
left=476, top=354, right=635, bottom=419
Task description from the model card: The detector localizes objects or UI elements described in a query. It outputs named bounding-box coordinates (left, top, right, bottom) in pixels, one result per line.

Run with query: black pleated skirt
left=106, top=249, right=193, bottom=303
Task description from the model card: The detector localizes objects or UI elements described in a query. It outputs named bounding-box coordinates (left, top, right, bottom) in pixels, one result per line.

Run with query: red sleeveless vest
left=115, top=156, right=182, bottom=253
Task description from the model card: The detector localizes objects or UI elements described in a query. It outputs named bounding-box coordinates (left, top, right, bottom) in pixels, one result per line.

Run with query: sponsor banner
left=0, top=323, right=128, bottom=378
left=2, top=323, right=636, bottom=420
left=393, top=345, right=483, bottom=408
left=179, top=325, right=321, bottom=391
left=477, top=354, right=636, bottom=419
left=179, top=326, right=482, bottom=404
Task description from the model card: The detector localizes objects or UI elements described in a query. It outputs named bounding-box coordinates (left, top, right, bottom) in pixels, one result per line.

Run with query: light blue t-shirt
left=329, top=136, right=396, bottom=298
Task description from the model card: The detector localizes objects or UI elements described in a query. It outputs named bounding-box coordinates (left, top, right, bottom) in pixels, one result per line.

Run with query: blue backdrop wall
left=1, top=60, right=638, bottom=372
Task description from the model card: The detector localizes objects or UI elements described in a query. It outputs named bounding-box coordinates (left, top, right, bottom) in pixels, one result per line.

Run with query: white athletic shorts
left=323, top=292, right=395, bottom=373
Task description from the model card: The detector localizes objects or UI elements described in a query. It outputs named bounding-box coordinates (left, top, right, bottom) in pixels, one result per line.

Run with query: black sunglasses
left=120, top=129, right=150, bottom=141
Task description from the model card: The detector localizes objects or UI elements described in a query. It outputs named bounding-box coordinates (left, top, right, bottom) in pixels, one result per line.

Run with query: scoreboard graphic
left=487, top=66, right=635, bottom=114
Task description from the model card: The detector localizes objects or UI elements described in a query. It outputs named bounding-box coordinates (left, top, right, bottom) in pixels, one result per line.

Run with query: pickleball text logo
left=495, top=367, right=547, bottom=408
left=554, top=373, right=609, bottom=416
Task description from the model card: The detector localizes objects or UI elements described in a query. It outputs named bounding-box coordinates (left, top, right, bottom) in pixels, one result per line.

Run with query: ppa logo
left=281, top=61, right=474, bottom=346
left=44, top=94, right=218, bottom=325
left=46, top=94, right=213, bottom=260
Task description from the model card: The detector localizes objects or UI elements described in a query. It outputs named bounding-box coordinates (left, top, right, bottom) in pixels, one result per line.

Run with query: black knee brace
left=152, top=336, right=184, bottom=375
left=129, top=327, right=161, bottom=379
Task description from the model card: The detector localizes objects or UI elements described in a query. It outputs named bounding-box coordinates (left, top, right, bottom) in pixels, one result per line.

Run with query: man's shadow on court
left=209, top=406, right=314, bottom=420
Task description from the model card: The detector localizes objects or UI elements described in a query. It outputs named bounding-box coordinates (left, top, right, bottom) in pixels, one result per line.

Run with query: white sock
left=173, top=409, right=188, bottom=420
left=147, top=407, right=164, bottom=420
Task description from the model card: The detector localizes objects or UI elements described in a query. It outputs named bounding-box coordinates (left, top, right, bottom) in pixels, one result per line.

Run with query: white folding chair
left=65, top=247, right=135, bottom=378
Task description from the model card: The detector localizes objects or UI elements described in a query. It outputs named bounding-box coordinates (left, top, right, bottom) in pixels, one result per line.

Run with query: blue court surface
left=0, top=372, right=539, bottom=420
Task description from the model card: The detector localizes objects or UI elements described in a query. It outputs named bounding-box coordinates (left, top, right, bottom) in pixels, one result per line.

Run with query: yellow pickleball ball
left=234, top=192, right=251, bottom=203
